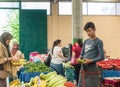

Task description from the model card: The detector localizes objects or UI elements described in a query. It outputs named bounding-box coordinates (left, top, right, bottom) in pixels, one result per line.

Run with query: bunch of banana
left=19, top=59, right=26, bottom=64
left=25, top=76, right=47, bottom=87
left=25, top=83, right=30, bottom=87
left=10, top=79, right=21, bottom=87
left=30, top=76, right=40, bottom=87
left=39, top=80, right=47, bottom=87
left=12, top=59, right=26, bottom=66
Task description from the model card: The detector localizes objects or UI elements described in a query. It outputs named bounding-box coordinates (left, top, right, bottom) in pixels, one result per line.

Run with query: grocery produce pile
left=24, top=62, right=51, bottom=73
left=39, top=71, right=67, bottom=87
left=97, top=59, right=120, bottom=69
left=10, top=71, right=76, bottom=87
left=10, top=60, right=77, bottom=87
left=25, top=71, right=76, bottom=87
left=62, top=62, right=74, bottom=69
left=25, top=71, right=67, bottom=87
left=10, top=79, right=21, bottom=87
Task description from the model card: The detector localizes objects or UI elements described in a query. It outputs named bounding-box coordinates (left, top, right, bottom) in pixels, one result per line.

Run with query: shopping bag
left=65, top=68, right=75, bottom=82
left=44, top=54, right=51, bottom=67
left=70, top=57, right=78, bottom=65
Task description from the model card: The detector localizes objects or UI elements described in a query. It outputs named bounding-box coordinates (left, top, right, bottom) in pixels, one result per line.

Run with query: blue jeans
left=50, top=63, right=65, bottom=76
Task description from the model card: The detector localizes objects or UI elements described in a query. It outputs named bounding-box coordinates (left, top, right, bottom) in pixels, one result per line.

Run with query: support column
left=51, top=3, right=58, bottom=40
left=72, top=0, right=83, bottom=40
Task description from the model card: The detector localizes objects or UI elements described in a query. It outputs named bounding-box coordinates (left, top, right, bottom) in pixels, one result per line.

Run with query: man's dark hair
left=84, top=22, right=96, bottom=31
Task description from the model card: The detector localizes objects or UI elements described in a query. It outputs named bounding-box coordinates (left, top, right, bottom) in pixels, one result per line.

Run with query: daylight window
left=88, top=3, right=116, bottom=15
left=0, top=2, right=19, bottom=8
left=21, top=2, right=51, bottom=15
left=59, top=2, right=72, bottom=15
left=59, top=2, right=87, bottom=15
left=117, top=3, right=120, bottom=15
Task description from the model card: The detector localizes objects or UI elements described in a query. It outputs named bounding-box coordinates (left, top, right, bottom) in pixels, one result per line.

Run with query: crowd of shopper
left=0, top=22, right=105, bottom=87
left=49, top=22, right=105, bottom=87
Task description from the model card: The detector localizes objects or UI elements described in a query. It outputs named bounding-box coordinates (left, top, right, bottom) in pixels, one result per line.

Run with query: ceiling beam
left=0, top=0, right=120, bottom=2
left=83, top=0, right=120, bottom=2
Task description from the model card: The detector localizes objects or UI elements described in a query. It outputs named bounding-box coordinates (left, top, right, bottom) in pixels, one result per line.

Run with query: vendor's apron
left=78, top=70, right=101, bottom=87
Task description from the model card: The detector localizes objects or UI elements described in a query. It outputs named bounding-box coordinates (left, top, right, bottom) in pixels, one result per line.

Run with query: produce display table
left=18, top=68, right=47, bottom=82
left=101, top=70, right=120, bottom=87
left=97, top=59, right=120, bottom=76
left=102, top=70, right=120, bottom=79
left=19, top=72, right=40, bottom=82
left=103, top=77, right=120, bottom=87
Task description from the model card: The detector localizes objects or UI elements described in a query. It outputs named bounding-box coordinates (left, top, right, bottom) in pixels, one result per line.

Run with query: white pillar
left=72, top=0, right=83, bottom=40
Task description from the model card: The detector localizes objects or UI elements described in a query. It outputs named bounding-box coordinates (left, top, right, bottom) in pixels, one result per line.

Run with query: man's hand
left=83, top=59, right=93, bottom=64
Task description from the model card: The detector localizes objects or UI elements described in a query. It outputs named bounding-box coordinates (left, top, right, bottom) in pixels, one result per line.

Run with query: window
left=0, top=2, right=19, bottom=8
left=117, top=3, right=120, bottom=15
left=59, top=2, right=87, bottom=15
left=0, top=9, right=19, bottom=36
left=59, top=2, right=72, bottom=15
left=83, top=2, right=87, bottom=15
left=88, top=3, right=116, bottom=15
left=21, top=2, right=51, bottom=15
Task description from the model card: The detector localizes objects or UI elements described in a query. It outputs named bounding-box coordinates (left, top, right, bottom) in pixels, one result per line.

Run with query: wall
left=47, top=4, right=72, bottom=48
left=83, top=16, right=120, bottom=57
left=47, top=4, right=120, bottom=57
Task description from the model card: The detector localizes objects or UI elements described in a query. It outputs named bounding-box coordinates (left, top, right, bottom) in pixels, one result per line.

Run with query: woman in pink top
left=72, top=38, right=82, bottom=84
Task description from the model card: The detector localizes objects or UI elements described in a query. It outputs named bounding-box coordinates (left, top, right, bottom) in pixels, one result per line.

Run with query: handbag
left=44, top=54, right=52, bottom=67
left=0, top=70, right=8, bottom=79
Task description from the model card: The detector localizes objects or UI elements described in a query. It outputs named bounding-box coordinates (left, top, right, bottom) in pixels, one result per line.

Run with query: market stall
left=97, top=59, right=120, bottom=87
left=10, top=51, right=120, bottom=87
left=18, top=62, right=50, bottom=82
left=10, top=54, right=76, bottom=87
left=103, top=77, right=120, bottom=87
left=10, top=71, right=76, bottom=87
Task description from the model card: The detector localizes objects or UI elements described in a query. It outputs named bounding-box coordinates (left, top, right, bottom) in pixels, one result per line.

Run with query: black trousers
left=74, top=64, right=81, bottom=84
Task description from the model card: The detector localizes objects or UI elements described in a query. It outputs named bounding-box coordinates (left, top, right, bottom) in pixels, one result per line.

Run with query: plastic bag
left=65, top=68, right=75, bottom=82
left=70, top=57, right=78, bottom=65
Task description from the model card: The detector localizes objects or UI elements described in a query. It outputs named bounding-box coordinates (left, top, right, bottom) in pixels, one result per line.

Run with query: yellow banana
left=39, top=80, right=46, bottom=87
left=34, top=76, right=39, bottom=85
left=19, top=59, right=26, bottom=62
left=10, top=79, right=20, bottom=86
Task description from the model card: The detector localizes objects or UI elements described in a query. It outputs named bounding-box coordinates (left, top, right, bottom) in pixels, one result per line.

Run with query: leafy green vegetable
left=24, top=62, right=51, bottom=73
